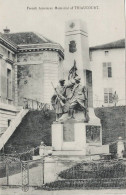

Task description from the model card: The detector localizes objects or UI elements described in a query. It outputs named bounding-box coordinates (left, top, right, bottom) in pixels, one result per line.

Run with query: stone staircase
left=0, top=109, right=29, bottom=150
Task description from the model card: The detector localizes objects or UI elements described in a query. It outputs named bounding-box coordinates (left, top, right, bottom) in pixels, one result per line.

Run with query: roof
left=90, top=39, right=125, bottom=50
left=2, top=32, right=55, bottom=45
left=0, top=32, right=18, bottom=52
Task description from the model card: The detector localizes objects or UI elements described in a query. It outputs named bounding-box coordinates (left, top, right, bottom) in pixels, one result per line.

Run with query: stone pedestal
left=52, top=119, right=109, bottom=155
left=117, top=137, right=124, bottom=158
left=52, top=19, right=109, bottom=157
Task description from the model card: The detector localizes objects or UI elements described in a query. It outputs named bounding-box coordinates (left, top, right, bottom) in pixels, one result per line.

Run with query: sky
left=0, top=0, right=125, bottom=47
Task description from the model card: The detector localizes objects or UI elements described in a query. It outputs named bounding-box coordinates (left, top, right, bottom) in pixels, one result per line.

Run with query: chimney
left=3, top=27, right=10, bottom=34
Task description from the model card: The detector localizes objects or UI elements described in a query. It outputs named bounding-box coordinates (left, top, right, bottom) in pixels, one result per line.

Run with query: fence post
left=32, top=100, right=33, bottom=110
left=6, top=162, right=9, bottom=185
left=21, top=161, right=29, bottom=192
left=56, top=160, right=58, bottom=180
left=42, top=157, right=45, bottom=185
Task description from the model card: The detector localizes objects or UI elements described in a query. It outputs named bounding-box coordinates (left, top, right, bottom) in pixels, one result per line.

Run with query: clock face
left=69, top=22, right=75, bottom=28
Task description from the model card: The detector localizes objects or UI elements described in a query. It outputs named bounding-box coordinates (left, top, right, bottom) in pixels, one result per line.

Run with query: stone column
left=64, top=19, right=93, bottom=107
left=39, top=142, right=45, bottom=157
left=14, top=63, right=18, bottom=106
left=64, top=19, right=91, bottom=83
left=117, top=137, right=124, bottom=158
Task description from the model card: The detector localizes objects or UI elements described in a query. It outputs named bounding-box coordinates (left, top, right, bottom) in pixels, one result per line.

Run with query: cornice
left=0, top=35, right=64, bottom=59
left=0, top=35, right=18, bottom=52
left=0, top=53, right=14, bottom=64
left=17, top=43, right=64, bottom=59
left=5, top=58, right=14, bottom=64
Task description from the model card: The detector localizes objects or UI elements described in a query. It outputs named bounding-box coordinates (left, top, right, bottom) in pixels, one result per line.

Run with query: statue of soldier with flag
left=67, top=60, right=89, bottom=122
left=68, top=60, right=78, bottom=80
left=68, top=76, right=89, bottom=122
left=51, top=60, right=89, bottom=122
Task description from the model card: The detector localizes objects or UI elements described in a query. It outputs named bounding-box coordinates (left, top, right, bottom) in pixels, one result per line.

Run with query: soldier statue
left=68, top=76, right=89, bottom=122
left=51, top=60, right=89, bottom=123
left=51, top=79, right=67, bottom=121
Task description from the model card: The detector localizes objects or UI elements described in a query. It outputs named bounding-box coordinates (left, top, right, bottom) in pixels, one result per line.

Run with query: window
left=89, top=51, right=92, bottom=61
left=8, top=119, right=11, bottom=127
left=12, top=53, right=15, bottom=61
left=105, top=51, right=109, bottom=56
left=104, top=88, right=113, bottom=103
left=7, top=69, right=12, bottom=99
left=8, top=51, right=10, bottom=59
left=103, top=62, right=112, bottom=78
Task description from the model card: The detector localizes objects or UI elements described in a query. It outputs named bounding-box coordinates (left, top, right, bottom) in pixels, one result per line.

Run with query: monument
left=51, top=19, right=109, bottom=156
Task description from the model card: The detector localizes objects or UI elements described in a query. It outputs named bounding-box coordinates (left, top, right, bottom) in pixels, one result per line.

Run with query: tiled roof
left=0, top=32, right=17, bottom=51
left=90, top=39, right=125, bottom=50
left=2, top=32, right=55, bottom=45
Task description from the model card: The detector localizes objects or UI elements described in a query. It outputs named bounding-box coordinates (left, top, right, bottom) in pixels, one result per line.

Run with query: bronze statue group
left=51, top=64, right=89, bottom=123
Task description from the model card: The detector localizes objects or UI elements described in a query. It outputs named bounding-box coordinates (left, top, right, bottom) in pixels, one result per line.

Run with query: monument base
left=52, top=119, right=109, bottom=156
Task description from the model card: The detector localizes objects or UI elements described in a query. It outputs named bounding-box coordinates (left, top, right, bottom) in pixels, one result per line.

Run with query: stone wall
left=17, top=51, right=63, bottom=105
left=0, top=45, right=16, bottom=104
left=0, top=45, right=15, bottom=61
left=0, top=109, right=17, bottom=134
left=17, top=63, right=44, bottom=105
left=95, top=106, right=126, bottom=153
left=0, top=45, right=17, bottom=133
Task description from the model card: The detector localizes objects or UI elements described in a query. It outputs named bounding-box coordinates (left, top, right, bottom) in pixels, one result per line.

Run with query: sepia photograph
left=0, top=0, right=125, bottom=194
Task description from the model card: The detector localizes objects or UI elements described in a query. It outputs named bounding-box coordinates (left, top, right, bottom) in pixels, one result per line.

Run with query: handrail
left=23, top=97, right=50, bottom=111
left=0, top=109, right=29, bottom=150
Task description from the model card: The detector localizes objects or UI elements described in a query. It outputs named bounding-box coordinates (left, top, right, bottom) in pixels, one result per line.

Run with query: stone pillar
left=39, top=142, right=45, bottom=157
left=64, top=19, right=93, bottom=107
left=52, top=124, right=63, bottom=150
left=14, top=63, right=18, bottom=106
left=64, top=19, right=91, bottom=83
left=117, top=137, right=124, bottom=158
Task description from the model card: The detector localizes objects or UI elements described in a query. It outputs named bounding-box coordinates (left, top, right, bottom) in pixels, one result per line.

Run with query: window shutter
left=104, top=88, right=108, bottom=103
left=108, top=63, right=112, bottom=77
left=109, top=88, right=113, bottom=103
left=7, top=69, right=12, bottom=99
left=103, top=63, right=107, bottom=78
left=1, top=60, right=7, bottom=98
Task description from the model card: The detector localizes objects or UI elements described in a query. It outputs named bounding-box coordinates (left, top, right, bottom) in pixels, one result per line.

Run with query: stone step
left=52, top=151, right=103, bottom=161
left=0, top=109, right=29, bottom=150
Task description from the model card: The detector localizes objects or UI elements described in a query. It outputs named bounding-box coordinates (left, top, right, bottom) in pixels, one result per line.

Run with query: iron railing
left=0, top=156, right=126, bottom=190
left=23, top=98, right=50, bottom=111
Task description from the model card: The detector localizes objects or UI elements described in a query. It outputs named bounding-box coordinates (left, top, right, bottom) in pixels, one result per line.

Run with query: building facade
left=90, top=39, right=125, bottom=107
left=0, top=29, right=64, bottom=135
left=0, top=31, right=18, bottom=135
left=0, top=26, right=125, bottom=136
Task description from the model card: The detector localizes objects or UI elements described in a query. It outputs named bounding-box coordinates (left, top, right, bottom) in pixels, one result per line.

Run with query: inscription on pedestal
left=63, top=123, right=74, bottom=142
left=86, top=125, right=100, bottom=143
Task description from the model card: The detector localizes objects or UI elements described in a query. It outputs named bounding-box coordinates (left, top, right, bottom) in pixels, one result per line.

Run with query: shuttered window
left=104, top=88, right=108, bottom=103
left=7, top=68, right=12, bottom=99
left=103, top=62, right=112, bottom=78
left=105, top=51, right=109, bottom=56
left=104, top=88, right=113, bottom=103
left=103, top=63, right=107, bottom=77
left=108, top=62, right=112, bottom=77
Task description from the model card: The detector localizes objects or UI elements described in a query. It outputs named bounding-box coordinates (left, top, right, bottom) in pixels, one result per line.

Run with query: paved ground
left=0, top=156, right=75, bottom=185
left=0, top=186, right=126, bottom=195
